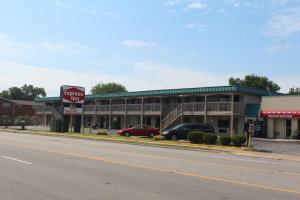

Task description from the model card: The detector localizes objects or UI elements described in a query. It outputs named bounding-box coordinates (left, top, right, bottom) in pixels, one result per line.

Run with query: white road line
left=1, top=156, right=32, bottom=165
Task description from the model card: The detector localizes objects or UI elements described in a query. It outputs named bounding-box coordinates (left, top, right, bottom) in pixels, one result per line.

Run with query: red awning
left=261, top=110, right=300, bottom=118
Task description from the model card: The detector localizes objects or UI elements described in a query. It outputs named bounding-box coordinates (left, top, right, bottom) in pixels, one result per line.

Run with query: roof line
left=35, top=85, right=279, bottom=102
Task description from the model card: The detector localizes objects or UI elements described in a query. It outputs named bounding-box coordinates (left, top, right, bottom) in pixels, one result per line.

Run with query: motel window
left=1, top=103, right=10, bottom=108
left=218, top=119, right=230, bottom=128
left=234, top=95, right=240, bottom=102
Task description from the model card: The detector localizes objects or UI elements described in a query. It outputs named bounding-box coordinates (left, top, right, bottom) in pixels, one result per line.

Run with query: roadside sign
left=63, top=106, right=83, bottom=115
left=61, top=86, right=85, bottom=104
left=248, top=123, right=254, bottom=133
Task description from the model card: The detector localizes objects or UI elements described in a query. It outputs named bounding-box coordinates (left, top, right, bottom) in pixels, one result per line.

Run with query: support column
left=292, top=118, right=298, bottom=136
left=140, top=98, right=144, bottom=126
left=230, top=93, right=234, bottom=136
left=267, top=118, right=274, bottom=138
left=43, top=103, right=46, bottom=126
left=12, top=103, right=16, bottom=126
left=81, top=104, right=84, bottom=133
left=93, top=100, right=96, bottom=126
left=124, top=98, right=127, bottom=128
left=109, top=99, right=112, bottom=129
left=160, top=97, right=163, bottom=129
left=204, top=95, right=207, bottom=123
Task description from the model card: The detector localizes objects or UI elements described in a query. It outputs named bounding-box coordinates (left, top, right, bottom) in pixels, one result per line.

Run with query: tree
left=288, top=87, right=300, bottom=95
left=91, top=82, right=127, bottom=94
left=229, top=74, right=281, bottom=92
left=0, top=84, right=46, bottom=101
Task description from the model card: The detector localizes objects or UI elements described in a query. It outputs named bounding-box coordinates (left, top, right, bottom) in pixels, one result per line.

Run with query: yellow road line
left=1, top=141, right=300, bottom=195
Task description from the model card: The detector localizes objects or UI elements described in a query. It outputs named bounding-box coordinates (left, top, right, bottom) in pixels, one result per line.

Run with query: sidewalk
left=2, top=128, right=300, bottom=162
left=254, top=137, right=300, bottom=144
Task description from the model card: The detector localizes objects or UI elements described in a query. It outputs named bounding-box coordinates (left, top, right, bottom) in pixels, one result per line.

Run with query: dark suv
left=161, top=123, right=215, bottom=140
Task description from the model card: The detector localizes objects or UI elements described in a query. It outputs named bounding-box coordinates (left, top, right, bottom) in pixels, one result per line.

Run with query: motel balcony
left=82, top=102, right=244, bottom=116
left=34, top=105, right=53, bottom=115
left=34, top=102, right=244, bottom=116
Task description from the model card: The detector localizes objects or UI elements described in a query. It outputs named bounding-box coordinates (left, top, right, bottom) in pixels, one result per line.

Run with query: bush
left=14, top=115, right=33, bottom=126
left=97, top=131, right=108, bottom=135
left=203, top=133, right=217, bottom=145
left=187, top=131, right=205, bottom=144
left=219, top=136, right=231, bottom=146
left=153, top=135, right=165, bottom=141
left=231, top=135, right=246, bottom=147
left=291, top=129, right=300, bottom=140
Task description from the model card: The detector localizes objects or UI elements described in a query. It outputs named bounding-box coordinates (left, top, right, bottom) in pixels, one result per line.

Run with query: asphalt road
left=1, top=131, right=300, bottom=200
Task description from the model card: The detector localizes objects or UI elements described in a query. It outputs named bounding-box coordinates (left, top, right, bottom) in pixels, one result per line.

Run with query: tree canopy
left=91, top=82, right=127, bottom=95
left=288, top=87, right=300, bottom=95
left=0, top=84, right=46, bottom=101
left=229, top=74, right=281, bottom=92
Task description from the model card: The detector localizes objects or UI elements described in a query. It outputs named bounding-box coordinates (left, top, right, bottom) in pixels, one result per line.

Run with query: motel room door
left=286, top=119, right=292, bottom=137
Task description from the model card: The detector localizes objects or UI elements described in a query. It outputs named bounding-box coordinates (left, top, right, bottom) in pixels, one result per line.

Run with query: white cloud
left=164, top=0, right=181, bottom=7
left=122, top=40, right=157, bottom=48
left=233, top=2, right=240, bottom=7
left=53, top=0, right=63, bottom=7
left=265, top=42, right=289, bottom=54
left=186, top=1, right=208, bottom=10
left=271, top=0, right=289, bottom=8
left=0, top=60, right=295, bottom=96
left=0, top=60, right=232, bottom=96
left=41, top=41, right=88, bottom=55
left=265, top=6, right=300, bottom=37
left=186, top=23, right=207, bottom=30
left=0, top=32, right=88, bottom=59
left=0, top=33, right=34, bottom=59
left=132, top=61, right=233, bottom=89
left=0, top=61, right=113, bottom=96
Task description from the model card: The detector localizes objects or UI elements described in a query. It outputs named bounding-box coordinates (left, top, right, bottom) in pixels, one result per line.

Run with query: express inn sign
left=61, top=86, right=85, bottom=104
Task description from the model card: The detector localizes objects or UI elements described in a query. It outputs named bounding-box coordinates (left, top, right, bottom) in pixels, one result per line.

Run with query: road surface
left=1, top=131, right=300, bottom=200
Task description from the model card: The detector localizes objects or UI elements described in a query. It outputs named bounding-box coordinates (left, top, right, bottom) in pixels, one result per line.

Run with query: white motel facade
left=34, top=86, right=275, bottom=136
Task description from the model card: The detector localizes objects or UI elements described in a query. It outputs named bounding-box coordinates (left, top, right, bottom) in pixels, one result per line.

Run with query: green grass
left=0, top=128, right=255, bottom=152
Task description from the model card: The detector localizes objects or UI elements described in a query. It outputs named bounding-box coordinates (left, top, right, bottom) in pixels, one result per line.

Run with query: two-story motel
left=34, top=86, right=272, bottom=136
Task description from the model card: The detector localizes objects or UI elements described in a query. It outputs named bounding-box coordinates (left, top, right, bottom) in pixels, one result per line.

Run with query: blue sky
left=0, top=0, right=300, bottom=96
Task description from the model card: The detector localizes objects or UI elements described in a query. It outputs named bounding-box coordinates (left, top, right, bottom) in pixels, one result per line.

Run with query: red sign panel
left=62, top=86, right=85, bottom=103
left=261, top=110, right=300, bottom=118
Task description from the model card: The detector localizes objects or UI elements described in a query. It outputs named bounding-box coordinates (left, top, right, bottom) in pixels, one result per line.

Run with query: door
left=180, top=124, right=194, bottom=139
left=286, top=119, right=292, bottom=137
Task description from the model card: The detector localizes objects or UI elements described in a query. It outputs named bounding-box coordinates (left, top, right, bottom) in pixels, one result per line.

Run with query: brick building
left=0, top=97, right=35, bottom=125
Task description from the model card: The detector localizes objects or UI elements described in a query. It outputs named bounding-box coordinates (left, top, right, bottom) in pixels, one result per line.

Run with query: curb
left=2, top=129, right=300, bottom=162
left=0, top=129, right=253, bottom=153
left=254, top=138, right=300, bottom=144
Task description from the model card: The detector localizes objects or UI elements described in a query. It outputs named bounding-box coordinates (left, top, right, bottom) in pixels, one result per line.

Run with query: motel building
left=34, top=86, right=272, bottom=136
left=260, top=96, right=300, bottom=138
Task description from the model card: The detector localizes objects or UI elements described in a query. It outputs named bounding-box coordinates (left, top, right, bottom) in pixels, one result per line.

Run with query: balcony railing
left=207, top=102, right=231, bottom=112
left=182, top=103, right=205, bottom=112
left=143, top=103, right=161, bottom=112
left=84, top=104, right=161, bottom=113
left=35, top=105, right=53, bottom=114
left=127, top=104, right=142, bottom=112
left=36, top=102, right=243, bottom=115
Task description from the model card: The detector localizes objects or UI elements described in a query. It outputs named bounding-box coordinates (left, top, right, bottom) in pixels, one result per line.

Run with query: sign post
left=248, top=123, right=254, bottom=147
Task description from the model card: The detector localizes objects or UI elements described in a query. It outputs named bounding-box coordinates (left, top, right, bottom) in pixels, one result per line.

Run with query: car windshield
left=132, top=125, right=142, bottom=129
left=169, top=124, right=184, bottom=130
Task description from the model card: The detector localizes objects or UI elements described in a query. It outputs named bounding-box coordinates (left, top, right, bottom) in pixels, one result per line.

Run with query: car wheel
left=124, top=132, right=130, bottom=137
left=171, top=135, right=178, bottom=141
left=149, top=133, right=155, bottom=138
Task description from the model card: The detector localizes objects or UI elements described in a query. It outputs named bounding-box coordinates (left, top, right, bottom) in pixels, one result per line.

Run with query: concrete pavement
left=1, top=131, right=300, bottom=200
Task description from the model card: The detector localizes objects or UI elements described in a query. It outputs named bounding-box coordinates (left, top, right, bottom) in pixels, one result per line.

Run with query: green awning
left=245, top=104, right=261, bottom=118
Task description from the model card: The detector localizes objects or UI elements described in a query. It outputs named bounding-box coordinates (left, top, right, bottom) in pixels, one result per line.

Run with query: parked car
left=161, top=123, right=215, bottom=140
left=118, top=125, right=160, bottom=137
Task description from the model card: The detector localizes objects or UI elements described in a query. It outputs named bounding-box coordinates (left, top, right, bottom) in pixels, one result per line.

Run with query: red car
left=118, top=125, right=160, bottom=137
